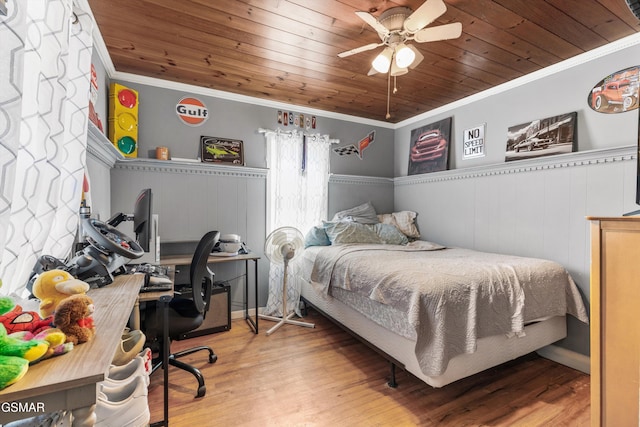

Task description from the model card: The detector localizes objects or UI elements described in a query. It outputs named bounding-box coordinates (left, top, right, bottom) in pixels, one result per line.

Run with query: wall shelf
left=86, top=122, right=267, bottom=178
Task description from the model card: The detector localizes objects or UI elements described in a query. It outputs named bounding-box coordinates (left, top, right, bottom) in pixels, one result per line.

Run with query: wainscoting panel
left=109, top=160, right=268, bottom=307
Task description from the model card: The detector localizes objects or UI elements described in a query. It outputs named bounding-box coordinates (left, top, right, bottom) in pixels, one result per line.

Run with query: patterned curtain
left=0, top=0, right=93, bottom=296
left=262, top=129, right=334, bottom=316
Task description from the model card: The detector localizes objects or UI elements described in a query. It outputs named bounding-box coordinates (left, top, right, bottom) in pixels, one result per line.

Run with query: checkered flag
left=333, top=144, right=360, bottom=157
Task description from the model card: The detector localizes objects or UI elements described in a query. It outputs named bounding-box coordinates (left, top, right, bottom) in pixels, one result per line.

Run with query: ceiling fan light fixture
left=372, top=47, right=393, bottom=73
left=390, top=60, right=408, bottom=77
left=395, top=44, right=416, bottom=68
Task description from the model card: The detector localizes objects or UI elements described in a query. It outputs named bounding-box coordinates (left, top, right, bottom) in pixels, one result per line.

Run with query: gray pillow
left=370, top=223, right=409, bottom=245
left=331, top=201, right=379, bottom=224
left=323, top=221, right=382, bottom=244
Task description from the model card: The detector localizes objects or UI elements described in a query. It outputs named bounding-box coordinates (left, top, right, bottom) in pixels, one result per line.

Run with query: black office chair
left=144, top=230, right=220, bottom=398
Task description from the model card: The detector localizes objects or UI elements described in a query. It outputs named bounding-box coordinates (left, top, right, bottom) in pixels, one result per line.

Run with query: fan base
left=259, top=312, right=315, bottom=335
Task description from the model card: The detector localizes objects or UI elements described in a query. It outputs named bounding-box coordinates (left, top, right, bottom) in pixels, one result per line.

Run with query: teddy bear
left=32, top=269, right=90, bottom=318
left=54, top=294, right=95, bottom=345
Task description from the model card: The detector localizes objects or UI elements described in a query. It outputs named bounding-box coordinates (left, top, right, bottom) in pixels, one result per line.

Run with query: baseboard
left=536, top=344, right=590, bottom=374
left=231, top=307, right=262, bottom=320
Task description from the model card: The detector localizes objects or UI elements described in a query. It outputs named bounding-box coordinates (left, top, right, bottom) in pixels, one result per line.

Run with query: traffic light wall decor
left=109, top=83, right=139, bottom=158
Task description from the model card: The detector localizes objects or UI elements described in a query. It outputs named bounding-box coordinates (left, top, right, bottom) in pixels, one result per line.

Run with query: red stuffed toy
left=0, top=297, right=53, bottom=335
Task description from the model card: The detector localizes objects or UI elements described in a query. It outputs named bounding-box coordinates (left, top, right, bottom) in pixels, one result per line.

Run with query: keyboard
left=140, top=284, right=172, bottom=293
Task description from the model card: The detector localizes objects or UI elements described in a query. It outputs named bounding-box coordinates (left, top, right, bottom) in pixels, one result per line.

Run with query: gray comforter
left=308, top=242, right=589, bottom=376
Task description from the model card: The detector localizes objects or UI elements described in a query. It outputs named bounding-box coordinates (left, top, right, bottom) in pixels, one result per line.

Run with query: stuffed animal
left=0, top=355, right=29, bottom=390
left=54, top=294, right=95, bottom=345
left=0, top=296, right=54, bottom=335
left=0, top=324, right=50, bottom=390
left=32, top=269, right=90, bottom=318
left=0, top=324, right=49, bottom=363
left=10, top=328, right=73, bottom=360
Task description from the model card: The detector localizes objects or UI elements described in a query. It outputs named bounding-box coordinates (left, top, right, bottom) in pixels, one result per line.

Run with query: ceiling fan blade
left=407, top=45, right=424, bottom=69
left=338, top=42, right=383, bottom=58
left=413, top=22, right=462, bottom=43
left=403, top=0, right=447, bottom=33
left=355, top=11, right=390, bottom=36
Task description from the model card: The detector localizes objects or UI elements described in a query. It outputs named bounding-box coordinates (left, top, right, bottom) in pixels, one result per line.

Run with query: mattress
left=299, top=243, right=588, bottom=381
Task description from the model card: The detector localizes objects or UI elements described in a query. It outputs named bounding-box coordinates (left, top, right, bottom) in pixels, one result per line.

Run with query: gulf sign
left=176, top=97, right=209, bottom=126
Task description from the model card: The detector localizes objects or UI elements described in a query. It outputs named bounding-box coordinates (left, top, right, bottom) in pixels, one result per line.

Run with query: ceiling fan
left=338, top=0, right=462, bottom=77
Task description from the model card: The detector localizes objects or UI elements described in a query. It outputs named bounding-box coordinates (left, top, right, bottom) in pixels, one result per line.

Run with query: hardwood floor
left=147, top=309, right=590, bottom=426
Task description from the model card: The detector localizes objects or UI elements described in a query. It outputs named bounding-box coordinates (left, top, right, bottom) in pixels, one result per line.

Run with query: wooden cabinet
left=589, top=217, right=640, bottom=427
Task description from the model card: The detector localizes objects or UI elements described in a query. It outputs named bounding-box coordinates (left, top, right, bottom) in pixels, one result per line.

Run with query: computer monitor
left=133, top=188, right=153, bottom=252
left=108, top=188, right=153, bottom=252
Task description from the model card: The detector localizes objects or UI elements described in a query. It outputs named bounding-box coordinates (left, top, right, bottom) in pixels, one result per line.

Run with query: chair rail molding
left=330, top=174, right=394, bottom=186
left=394, top=145, right=636, bottom=186
left=113, top=160, right=267, bottom=179
left=86, top=122, right=120, bottom=168
left=86, top=122, right=267, bottom=179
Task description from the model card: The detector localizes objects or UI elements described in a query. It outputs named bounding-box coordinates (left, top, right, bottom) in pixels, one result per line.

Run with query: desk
left=0, top=274, right=144, bottom=426
left=160, top=253, right=260, bottom=334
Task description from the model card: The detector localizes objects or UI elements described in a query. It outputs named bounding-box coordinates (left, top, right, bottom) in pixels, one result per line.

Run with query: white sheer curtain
left=262, top=129, right=334, bottom=316
left=0, top=1, right=93, bottom=296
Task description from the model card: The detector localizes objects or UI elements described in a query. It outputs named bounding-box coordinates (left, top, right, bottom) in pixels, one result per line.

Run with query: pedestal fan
left=259, top=226, right=315, bottom=335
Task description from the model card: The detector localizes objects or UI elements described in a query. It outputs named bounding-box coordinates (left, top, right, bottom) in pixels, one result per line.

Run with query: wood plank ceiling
left=88, top=0, right=640, bottom=123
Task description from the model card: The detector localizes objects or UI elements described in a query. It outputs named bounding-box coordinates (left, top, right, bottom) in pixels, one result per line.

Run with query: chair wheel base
left=197, top=385, right=206, bottom=398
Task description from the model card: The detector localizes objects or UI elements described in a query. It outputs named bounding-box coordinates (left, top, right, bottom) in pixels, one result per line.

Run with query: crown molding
left=81, top=0, right=640, bottom=131
left=395, top=33, right=640, bottom=129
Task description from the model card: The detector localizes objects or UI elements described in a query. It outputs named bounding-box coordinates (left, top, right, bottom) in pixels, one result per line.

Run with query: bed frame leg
left=387, top=362, right=398, bottom=388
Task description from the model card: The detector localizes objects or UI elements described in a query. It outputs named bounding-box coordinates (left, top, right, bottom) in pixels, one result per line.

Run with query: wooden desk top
left=160, top=252, right=260, bottom=266
left=0, top=274, right=143, bottom=403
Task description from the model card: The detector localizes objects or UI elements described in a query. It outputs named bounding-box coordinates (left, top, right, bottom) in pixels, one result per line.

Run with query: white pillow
left=377, top=211, right=420, bottom=239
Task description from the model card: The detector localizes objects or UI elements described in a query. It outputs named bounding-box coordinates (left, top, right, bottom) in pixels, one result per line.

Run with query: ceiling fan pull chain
left=386, top=70, right=392, bottom=120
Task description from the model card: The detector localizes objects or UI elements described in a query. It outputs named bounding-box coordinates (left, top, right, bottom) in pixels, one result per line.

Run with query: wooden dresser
left=589, top=217, right=640, bottom=427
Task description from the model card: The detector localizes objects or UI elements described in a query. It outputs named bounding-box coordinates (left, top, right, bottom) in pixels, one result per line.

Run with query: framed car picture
left=505, top=112, right=577, bottom=162
left=407, top=117, right=452, bottom=175
left=200, top=136, right=244, bottom=165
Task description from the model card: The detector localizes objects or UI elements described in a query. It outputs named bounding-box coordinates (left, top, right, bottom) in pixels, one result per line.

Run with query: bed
left=298, top=240, right=589, bottom=388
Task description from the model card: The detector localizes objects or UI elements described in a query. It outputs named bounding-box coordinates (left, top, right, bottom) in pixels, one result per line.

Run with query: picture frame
left=408, top=117, right=452, bottom=175
left=505, top=112, right=577, bottom=162
left=200, top=136, right=244, bottom=165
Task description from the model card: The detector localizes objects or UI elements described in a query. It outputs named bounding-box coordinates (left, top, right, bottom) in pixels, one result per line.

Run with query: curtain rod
left=258, top=128, right=339, bottom=144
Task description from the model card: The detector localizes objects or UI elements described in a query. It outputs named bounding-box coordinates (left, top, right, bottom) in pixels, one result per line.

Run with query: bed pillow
left=323, top=221, right=382, bottom=244
left=370, top=223, right=409, bottom=245
left=304, top=226, right=331, bottom=248
left=378, top=211, right=420, bottom=239
left=331, top=201, right=379, bottom=224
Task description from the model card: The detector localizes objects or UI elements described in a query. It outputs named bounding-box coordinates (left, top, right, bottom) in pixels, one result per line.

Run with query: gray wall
left=87, top=64, right=396, bottom=309
left=393, top=39, right=640, bottom=358
left=105, top=79, right=396, bottom=176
